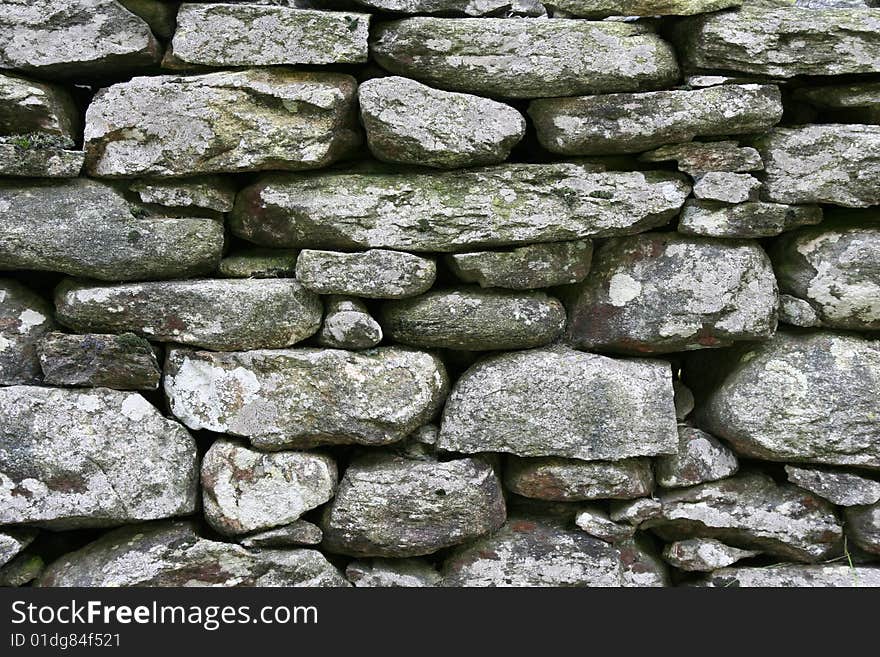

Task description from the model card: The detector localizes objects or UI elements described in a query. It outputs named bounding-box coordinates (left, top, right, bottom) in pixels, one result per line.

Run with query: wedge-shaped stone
left=36, top=521, right=348, bottom=587
left=230, top=166, right=690, bottom=252
left=565, top=234, right=778, bottom=354
left=129, top=176, right=237, bottom=213
left=371, top=18, right=679, bottom=99
left=678, top=200, right=822, bottom=238
left=663, top=539, right=758, bottom=572
left=640, top=140, right=763, bottom=175
left=504, top=457, right=654, bottom=501
left=0, top=0, right=162, bottom=78
left=164, top=347, right=448, bottom=449
left=795, top=82, right=880, bottom=124
left=321, top=453, right=505, bottom=557
left=0, top=72, right=79, bottom=139
left=785, top=465, right=880, bottom=507
left=575, top=507, right=636, bottom=543
left=84, top=69, right=360, bottom=177
left=0, top=280, right=56, bottom=385
left=0, top=180, right=223, bottom=281
left=55, top=279, right=321, bottom=351
left=687, top=332, right=880, bottom=468
left=698, top=564, right=880, bottom=588
left=0, top=529, right=37, bottom=569
left=171, top=4, right=369, bottom=66
left=239, top=520, right=323, bottom=549
left=296, top=249, right=436, bottom=299
left=0, top=386, right=197, bottom=529
left=317, top=296, right=383, bottom=350
left=530, top=85, right=782, bottom=155
left=439, top=345, right=677, bottom=460
left=655, top=426, right=739, bottom=489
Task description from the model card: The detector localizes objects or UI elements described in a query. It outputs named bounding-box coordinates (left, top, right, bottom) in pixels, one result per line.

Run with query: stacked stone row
left=1, top=0, right=879, bottom=587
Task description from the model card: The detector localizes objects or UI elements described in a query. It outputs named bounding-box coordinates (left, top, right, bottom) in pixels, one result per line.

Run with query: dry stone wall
left=1, top=0, right=880, bottom=588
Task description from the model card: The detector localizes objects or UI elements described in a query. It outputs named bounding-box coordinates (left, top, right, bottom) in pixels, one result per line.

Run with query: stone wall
left=1, top=0, right=879, bottom=588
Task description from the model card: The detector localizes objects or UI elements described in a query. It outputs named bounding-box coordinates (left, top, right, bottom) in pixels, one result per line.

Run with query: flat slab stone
left=504, top=456, right=654, bottom=501
left=678, top=200, right=822, bottom=238
left=296, top=249, right=436, bottom=299
left=654, top=426, right=739, bottom=489
left=230, top=166, right=691, bottom=252
left=438, top=345, right=677, bottom=460
left=54, top=279, right=322, bottom=351
left=164, top=346, right=448, bottom=449
left=698, top=564, right=880, bottom=588
left=663, top=539, right=758, bottom=572
left=0, top=72, right=79, bottom=140
left=575, top=507, right=637, bottom=543
left=218, top=248, right=300, bottom=279
left=0, top=142, right=84, bottom=177
left=371, top=18, right=679, bottom=99
left=346, top=558, right=441, bottom=587
left=785, top=465, right=880, bottom=507
left=640, top=140, right=763, bottom=175
left=0, top=279, right=56, bottom=385
left=692, top=172, right=760, bottom=204
left=352, top=0, right=514, bottom=14
left=0, top=386, right=197, bottom=529
left=129, top=176, right=237, bottom=213
left=84, top=69, right=360, bottom=177
left=239, top=520, right=323, bottom=549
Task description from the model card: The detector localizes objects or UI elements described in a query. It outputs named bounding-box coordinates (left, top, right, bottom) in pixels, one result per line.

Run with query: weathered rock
left=321, top=453, right=506, bottom=557
left=0, top=528, right=37, bottom=568
left=504, top=457, right=654, bottom=501
left=785, top=465, right=880, bottom=507
left=0, top=554, right=44, bottom=587
left=129, top=176, right=237, bottom=213
left=218, top=248, right=300, bottom=279
left=371, top=18, right=679, bottom=99
left=239, top=520, right=323, bottom=549
left=317, top=296, right=383, bottom=350
left=575, top=507, right=637, bottom=543
left=678, top=200, right=823, bottom=238
left=756, top=125, right=880, bottom=207
left=380, top=288, right=566, bottom=351
left=0, top=0, right=162, bottom=78
left=353, top=0, right=515, bottom=14
left=171, top=4, right=369, bottom=66
left=202, top=438, right=337, bottom=536
left=296, top=249, right=436, bottom=299
left=565, top=233, right=778, bottom=353
left=0, top=73, right=79, bottom=140
left=38, top=332, right=160, bottom=391
left=640, top=140, right=763, bottom=175
left=164, top=346, right=448, bottom=449
left=0, top=141, right=84, bottom=177
left=359, top=76, right=525, bottom=169
left=698, top=564, right=880, bottom=587
left=675, top=7, right=880, bottom=78
left=0, top=180, right=224, bottom=281
left=36, top=521, right=349, bottom=587
left=618, top=537, right=670, bottom=587
left=0, top=280, right=56, bottom=385
left=644, top=472, right=843, bottom=562
left=674, top=380, right=695, bottom=420
left=346, top=558, right=441, bottom=587
left=232, top=166, right=690, bottom=252
left=530, top=85, right=782, bottom=155
left=119, top=0, right=176, bottom=39
left=55, top=279, right=322, bottom=351
left=795, top=82, right=880, bottom=124
left=688, top=331, right=880, bottom=468
left=610, top=498, right=662, bottom=525
left=654, top=426, right=739, bottom=489
left=771, top=224, right=880, bottom=330
left=446, top=241, right=592, bottom=290
left=84, top=69, right=360, bottom=177
left=439, top=345, right=677, bottom=460
left=551, top=0, right=742, bottom=15
left=846, top=503, right=880, bottom=555
left=663, top=538, right=758, bottom=572
left=0, top=386, right=197, bottom=529
left=778, top=293, right=823, bottom=327
left=693, top=172, right=761, bottom=204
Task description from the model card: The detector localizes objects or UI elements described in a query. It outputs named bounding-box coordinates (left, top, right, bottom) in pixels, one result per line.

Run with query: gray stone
left=346, top=558, right=441, bottom=587
left=0, top=280, right=56, bottom=385
left=756, top=125, right=880, bottom=207
left=380, top=288, right=566, bottom=351
left=655, top=426, right=739, bottom=489
left=164, top=346, right=448, bottom=449
left=639, top=140, right=763, bottom=175
left=0, top=0, right=162, bottom=78
left=0, top=180, right=224, bottom=281
left=565, top=233, right=778, bottom=354
left=296, top=249, right=436, bottom=299
left=353, top=0, right=511, bottom=13
left=439, top=345, right=677, bottom=460
left=778, top=294, right=823, bottom=327
left=846, top=503, right=880, bottom=555
left=575, top=507, right=637, bottom=543
left=321, top=453, right=506, bottom=557
left=504, top=457, right=654, bottom=501
left=0, top=72, right=79, bottom=140
left=0, top=528, right=37, bottom=568
left=119, top=0, right=176, bottom=39
left=678, top=200, right=823, bottom=238
left=663, top=538, right=758, bottom=572
left=36, top=521, right=349, bottom=587
left=785, top=465, right=880, bottom=507
left=231, top=166, right=690, bottom=252
left=692, top=172, right=761, bottom=204
left=530, top=85, right=782, bottom=155
left=202, top=438, right=337, bottom=536
left=772, top=224, right=880, bottom=330
left=170, top=5, right=369, bottom=66
left=795, top=82, right=880, bottom=124
left=674, top=380, right=695, bottom=420
left=698, top=564, right=880, bottom=588
left=0, top=142, right=84, bottom=177
left=0, top=554, right=44, bottom=587
left=0, top=386, right=197, bottom=529
left=551, top=0, right=742, bottom=14
left=218, top=249, right=300, bottom=279
left=55, top=278, right=322, bottom=351
left=239, top=520, right=323, bottom=549
left=644, top=472, right=843, bottom=562
left=317, top=296, right=383, bottom=350
left=84, top=69, right=360, bottom=177
left=675, top=7, right=880, bottom=78
left=446, top=241, right=592, bottom=290
left=610, top=498, right=662, bottom=525
left=371, top=18, right=679, bottom=99
left=359, top=76, right=525, bottom=169
left=38, top=332, right=160, bottom=391
left=129, top=176, right=237, bottom=213
left=618, top=537, right=670, bottom=587
left=688, top=332, right=880, bottom=468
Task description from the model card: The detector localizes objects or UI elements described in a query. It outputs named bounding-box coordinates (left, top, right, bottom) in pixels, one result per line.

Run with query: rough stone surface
left=678, top=200, right=822, bottom=238
left=318, top=296, right=383, bottom=350
left=504, top=457, right=654, bottom=501
left=346, top=558, right=441, bottom=587
left=663, top=538, right=758, bottom=572
left=846, top=503, right=880, bottom=555
left=239, top=520, right=323, bottom=549
left=698, top=564, right=880, bottom=588
left=575, top=507, right=637, bottom=543
left=296, top=249, right=436, bottom=299
left=38, top=332, right=160, bottom=391
left=530, top=85, right=782, bottom=155
left=0, top=72, right=79, bottom=140
left=218, top=249, right=300, bottom=279
left=164, top=346, right=448, bottom=449
left=0, top=279, right=56, bottom=385
left=231, top=167, right=690, bottom=252
left=85, top=69, right=360, bottom=177
left=321, top=453, right=506, bottom=557
left=610, top=498, right=662, bottom=526
left=55, top=279, right=322, bottom=351
left=565, top=233, right=778, bottom=354
left=0, top=142, right=84, bottom=178
left=439, top=345, right=677, bottom=460
left=785, top=465, right=880, bottom=507
left=640, top=140, right=763, bottom=175
left=0, top=554, right=44, bottom=587
left=654, top=426, right=739, bottom=489
left=0, top=386, right=197, bottom=529
left=778, top=294, right=823, bottom=327
left=380, top=287, right=566, bottom=351
left=129, top=176, right=237, bottom=213
left=692, top=172, right=761, bottom=204
left=552, top=0, right=742, bottom=14
left=371, top=18, right=679, bottom=99
left=795, top=82, right=880, bottom=124
left=0, top=528, right=37, bottom=568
